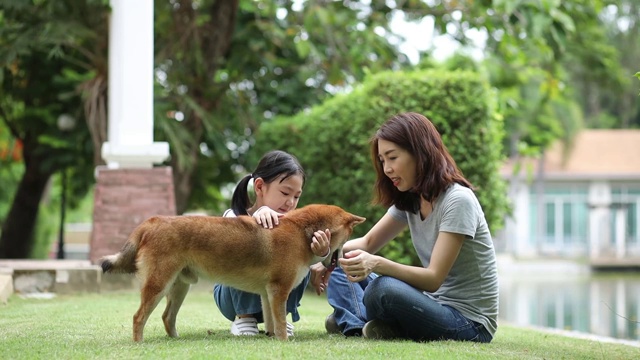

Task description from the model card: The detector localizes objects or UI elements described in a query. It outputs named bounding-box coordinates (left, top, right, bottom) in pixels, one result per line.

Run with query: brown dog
left=100, top=204, right=365, bottom=342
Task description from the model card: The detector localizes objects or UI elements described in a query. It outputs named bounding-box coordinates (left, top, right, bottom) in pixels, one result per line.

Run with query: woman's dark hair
left=230, top=150, right=306, bottom=215
left=370, top=112, right=473, bottom=213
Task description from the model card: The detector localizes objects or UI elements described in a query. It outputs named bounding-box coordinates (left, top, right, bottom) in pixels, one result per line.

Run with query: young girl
left=317, top=112, right=498, bottom=342
left=213, top=150, right=330, bottom=336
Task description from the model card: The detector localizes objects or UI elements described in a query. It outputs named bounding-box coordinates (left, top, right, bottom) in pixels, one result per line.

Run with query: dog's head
left=289, top=204, right=365, bottom=270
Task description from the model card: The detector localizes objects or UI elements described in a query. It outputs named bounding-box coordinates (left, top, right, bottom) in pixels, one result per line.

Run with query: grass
left=1, top=285, right=638, bottom=360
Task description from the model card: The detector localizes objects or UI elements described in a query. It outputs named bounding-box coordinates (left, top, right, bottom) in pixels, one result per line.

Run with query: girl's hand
left=311, top=229, right=331, bottom=258
left=338, top=249, right=378, bottom=282
left=252, top=206, right=284, bottom=229
left=309, top=262, right=332, bottom=295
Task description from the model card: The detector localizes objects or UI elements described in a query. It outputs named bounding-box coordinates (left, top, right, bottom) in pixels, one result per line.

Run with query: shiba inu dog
left=100, top=204, right=365, bottom=341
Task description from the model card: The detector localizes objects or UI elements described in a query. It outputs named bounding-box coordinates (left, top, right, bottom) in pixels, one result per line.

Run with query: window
left=563, top=203, right=572, bottom=237
left=529, top=186, right=589, bottom=253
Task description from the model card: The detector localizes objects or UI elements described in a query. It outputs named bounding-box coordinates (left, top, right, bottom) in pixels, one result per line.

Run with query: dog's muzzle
left=325, top=248, right=342, bottom=272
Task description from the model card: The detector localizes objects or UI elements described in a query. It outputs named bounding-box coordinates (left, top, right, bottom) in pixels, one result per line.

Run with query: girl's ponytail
left=230, top=174, right=253, bottom=216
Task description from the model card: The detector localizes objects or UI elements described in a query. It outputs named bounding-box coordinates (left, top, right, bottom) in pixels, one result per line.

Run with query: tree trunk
left=0, top=160, right=54, bottom=258
left=165, top=0, right=238, bottom=214
left=172, top=135, right=201, bottom=214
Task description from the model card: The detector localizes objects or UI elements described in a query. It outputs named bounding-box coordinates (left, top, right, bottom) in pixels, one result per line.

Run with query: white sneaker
left=230, top=317, right=259, bottom=336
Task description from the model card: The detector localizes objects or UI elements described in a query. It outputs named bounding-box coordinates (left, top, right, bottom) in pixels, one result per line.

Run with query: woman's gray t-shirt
left=387, top=183, right=499, bottom=337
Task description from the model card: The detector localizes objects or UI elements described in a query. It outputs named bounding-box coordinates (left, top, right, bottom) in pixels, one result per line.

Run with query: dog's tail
left=100, top=225, right=144, bottom=274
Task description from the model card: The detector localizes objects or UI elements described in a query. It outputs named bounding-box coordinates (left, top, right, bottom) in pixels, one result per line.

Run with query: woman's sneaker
left=325, top=313, right=341, bottom=334
left=362, top=319, right=400, bottom=340
left=230, top=317, right=259, bottom=336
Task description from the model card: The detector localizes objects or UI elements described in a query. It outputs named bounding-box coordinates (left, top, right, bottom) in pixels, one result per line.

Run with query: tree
left=398, top=0, right=624, bottom=152
left=0, top=0, right=415, bottom=256
left=566, top=0, right=640, bottom=128
left=0, top=0, right=108, bottom=258
left=153, top=0, right=415, bottom=213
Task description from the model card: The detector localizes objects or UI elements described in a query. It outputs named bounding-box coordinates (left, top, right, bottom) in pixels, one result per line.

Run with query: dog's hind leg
left=133, top=279, right=169, bottom=342
left=162, top=279, right=190, bottom=338
left=133, top=260, right=181, bottom=342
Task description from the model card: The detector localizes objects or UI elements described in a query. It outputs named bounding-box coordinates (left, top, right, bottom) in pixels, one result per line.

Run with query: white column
left=614, top=207, right=626, bottom=258
left=102, top=0, right=169, bottom=169
left=588, top=182, right=611, bottom=259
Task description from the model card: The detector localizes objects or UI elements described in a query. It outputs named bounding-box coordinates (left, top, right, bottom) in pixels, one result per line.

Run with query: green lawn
left=0, top=286, right=637, bottom=360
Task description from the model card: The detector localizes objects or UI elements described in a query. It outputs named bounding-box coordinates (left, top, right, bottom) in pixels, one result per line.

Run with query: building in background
left=497, top=129, right=640, bottom=268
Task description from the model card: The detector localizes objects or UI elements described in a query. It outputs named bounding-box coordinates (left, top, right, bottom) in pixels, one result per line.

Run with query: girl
left=214, top=150, right=330, bottom=336
left=316, top=112, right=498, bottom=342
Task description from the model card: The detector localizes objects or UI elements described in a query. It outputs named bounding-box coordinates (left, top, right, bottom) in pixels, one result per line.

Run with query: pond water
left=499, top=273, right=640, bottom=341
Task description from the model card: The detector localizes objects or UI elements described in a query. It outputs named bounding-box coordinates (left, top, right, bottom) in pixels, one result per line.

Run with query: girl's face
left=377, top=139, right=418, bottom=192
left=255, top=174, right=303, bottom=213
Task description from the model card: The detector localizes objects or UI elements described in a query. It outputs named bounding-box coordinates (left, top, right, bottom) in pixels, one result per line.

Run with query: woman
left=316, top=112, right=498, bottom=342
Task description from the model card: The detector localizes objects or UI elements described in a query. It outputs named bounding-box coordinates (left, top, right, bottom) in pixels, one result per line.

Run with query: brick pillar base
left=89, top=166, right=176, bottom=264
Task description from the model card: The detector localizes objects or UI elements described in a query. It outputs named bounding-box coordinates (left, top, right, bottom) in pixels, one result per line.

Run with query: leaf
left=550, top=8, right=575, bottom=33
left=294, top=37, right=310, bottom=58
left=37, top=134, right=70, bottom=149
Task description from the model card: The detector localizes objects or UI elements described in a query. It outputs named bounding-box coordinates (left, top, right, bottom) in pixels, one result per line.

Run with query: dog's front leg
left=265, top=284, right=290, bottom=340
left=260, top=295, right=274, bottom=336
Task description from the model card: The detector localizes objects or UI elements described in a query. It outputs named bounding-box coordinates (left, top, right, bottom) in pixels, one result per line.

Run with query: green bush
left=253, top=69, right=508, bottom=265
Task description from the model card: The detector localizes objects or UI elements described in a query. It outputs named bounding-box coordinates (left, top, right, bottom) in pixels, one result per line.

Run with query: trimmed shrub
left=253, top=69, right=508, bottom=265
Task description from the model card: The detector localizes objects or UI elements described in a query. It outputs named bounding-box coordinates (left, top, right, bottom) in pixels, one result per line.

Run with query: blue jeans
left=326, top=267, right=377, bottom=335
left=327, top=268, right=492, bottom=342
left=213, top=272, right=310, bottom=323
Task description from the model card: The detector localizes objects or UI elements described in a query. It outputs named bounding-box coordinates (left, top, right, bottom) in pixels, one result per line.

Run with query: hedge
left=252, top=69, right=508, bottom=265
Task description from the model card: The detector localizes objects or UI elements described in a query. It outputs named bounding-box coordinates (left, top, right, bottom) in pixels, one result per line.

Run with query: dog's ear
left=348, top=214, right=366, bottom=228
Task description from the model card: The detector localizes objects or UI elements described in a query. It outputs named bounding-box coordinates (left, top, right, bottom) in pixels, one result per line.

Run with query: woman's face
left=377, top=139, right=418, bottom=192
left=256, top=174, right=303, bottom=213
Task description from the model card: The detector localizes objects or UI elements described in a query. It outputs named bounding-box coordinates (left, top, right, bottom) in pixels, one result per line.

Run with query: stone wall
left=89, top=166, right=176, bottom=264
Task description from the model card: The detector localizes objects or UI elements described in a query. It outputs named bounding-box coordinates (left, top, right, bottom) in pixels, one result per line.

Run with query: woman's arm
left=310, top=213, right=403, bottom=295
left=342, top=212, right=406, bottom=254
left=340, top=231, right=464, bottom=293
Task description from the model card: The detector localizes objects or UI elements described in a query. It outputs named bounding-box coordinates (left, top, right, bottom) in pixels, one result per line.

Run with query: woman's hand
left=309, top=262, right=332, bottom=295
left=311, top=229, right=331, bottom=258
left=252, top=206, right=283, bottom=228
left=338, top=249, right=378, bottom=282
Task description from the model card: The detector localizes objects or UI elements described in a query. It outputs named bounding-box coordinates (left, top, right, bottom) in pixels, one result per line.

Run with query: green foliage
left=253, top=69, right=508, bottom=265
left=0, top=119, right=19, bottom=240
left=0, top=0, right=106, bottom=257
left=0, top=48, right=95, bottom=202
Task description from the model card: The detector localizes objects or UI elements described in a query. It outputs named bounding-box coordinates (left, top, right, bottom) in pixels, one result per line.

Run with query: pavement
left=0, top=259, right=139, bottom=301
